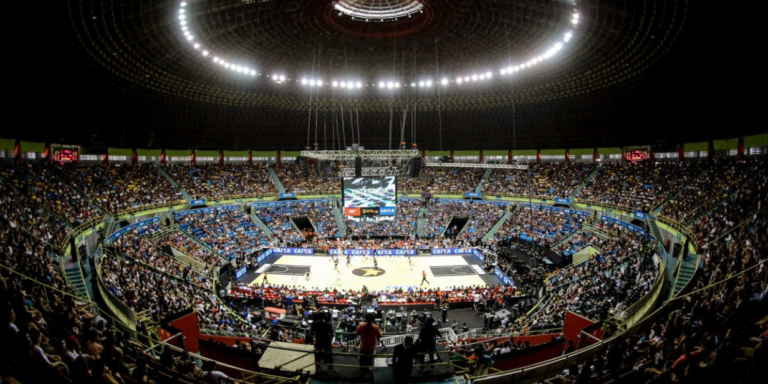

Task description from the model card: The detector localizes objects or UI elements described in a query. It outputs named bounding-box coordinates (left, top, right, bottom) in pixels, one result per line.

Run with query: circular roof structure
left=333, top=0, right=425, bottom=22
left=18, top=0, right=760, bottom=151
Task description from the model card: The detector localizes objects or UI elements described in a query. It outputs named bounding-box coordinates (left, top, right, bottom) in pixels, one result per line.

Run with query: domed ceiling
left=17, top=0, right=760, bottom=151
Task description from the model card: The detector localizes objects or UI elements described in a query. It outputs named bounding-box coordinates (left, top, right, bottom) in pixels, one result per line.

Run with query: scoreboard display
left=342, top=176, right=397, bottom=222
left=624, top=146, right=649, bottom=162
left=54, top=147, right=79, bottom=163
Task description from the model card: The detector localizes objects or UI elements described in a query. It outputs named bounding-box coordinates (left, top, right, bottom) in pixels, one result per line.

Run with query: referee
left=420, top=270, right=430, bottom=286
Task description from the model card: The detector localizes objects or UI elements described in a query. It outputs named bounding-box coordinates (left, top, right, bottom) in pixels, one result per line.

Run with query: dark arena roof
left=20, top=0, right=759, bottom=151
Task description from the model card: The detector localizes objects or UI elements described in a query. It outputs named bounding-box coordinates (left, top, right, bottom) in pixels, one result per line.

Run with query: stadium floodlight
left=471, top=74, right=478, bottom=81
left=279, top=75, right=285, bottom=81
left=426, top=80, right=432, bottom=87
left=356, top=81, right=362, bottom=88
left=332, top=81, right=338, bottom=87
left=457, top=77, right=463, bottom=84
left=485, top=71, right=492, bottom=78
left=250, top=70, right=256, bottom=76
left=180, top=2, right=187, bottom=7
left=479, top=74, right=486, bottom=80
left=418, top=81, right=424, bottom=87
left=378, top=81, right=385, bottom=88
left=500, top=69, right=506, bottom=75
left=564, top=31, right=573, bottom=42
left=301, top=78, right=308, bottom=85
left=387, top=81, right=394, bottom=89
left=441, top=78, right=448, bottom=85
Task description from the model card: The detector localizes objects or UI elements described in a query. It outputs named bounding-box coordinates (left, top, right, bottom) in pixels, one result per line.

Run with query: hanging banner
left=494, top=267, right=514, bottom=286
left=431, top=248, right=473, bottom=255
left=272, top=248, right=314, bottom=255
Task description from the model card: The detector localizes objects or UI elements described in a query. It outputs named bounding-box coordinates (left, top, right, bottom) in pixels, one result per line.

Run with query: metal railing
left=573, top=199, right=634, bottom=214
left=611, top=253, right=667, bottom=328
left=95, top=249, right=139, bottom=331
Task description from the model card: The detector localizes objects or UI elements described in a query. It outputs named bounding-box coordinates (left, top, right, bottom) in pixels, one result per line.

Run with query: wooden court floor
left=248, top=255, right=488, bottom=291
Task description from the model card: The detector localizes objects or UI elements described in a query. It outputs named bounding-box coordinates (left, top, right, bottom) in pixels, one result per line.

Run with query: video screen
left=54, top=148, right=79, bottom=163
left=342, top=176, right=397, bottom=221
left=625, top=150, right=648, bottom=162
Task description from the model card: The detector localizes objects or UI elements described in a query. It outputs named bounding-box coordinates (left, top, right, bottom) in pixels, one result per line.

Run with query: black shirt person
left=393, top=336, right=416, bottom=382
left=418, top=317, right=443, bottom=370
left=311, top=312, right=335, bottom=372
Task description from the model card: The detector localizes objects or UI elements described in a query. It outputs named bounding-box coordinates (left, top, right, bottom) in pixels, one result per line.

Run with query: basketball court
left=247, top=254, right=496, bottom=291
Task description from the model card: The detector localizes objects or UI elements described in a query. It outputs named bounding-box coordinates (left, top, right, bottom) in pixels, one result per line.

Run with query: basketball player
left=420, top=270, right=430, bottom=286
left=333, top=257, right=340, bottom=273
left=373, top=256, right=378, bottom=269
left=346, top=254, right=352, bottom=268
left=262, top=272, right=269, bottom=286
left=305, top=267, right=311, bottom=281
left=407, top=256, right=413, bottom=270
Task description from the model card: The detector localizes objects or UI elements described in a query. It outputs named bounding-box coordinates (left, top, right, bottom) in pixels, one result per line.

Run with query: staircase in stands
left=158, top=165, right=192, bottom=202
left=332, top=201, right=347, bottom=237
left=569, top=164, right=602, bottom=200
left=475, top=168, right=494, bottom=193
left=266, top=166, right=286, bottom=193
left=481, top=205, right=515, bottom=242
left=63, top=260, right=91, bottom=302
left=415, top=206, right=429, bottom=237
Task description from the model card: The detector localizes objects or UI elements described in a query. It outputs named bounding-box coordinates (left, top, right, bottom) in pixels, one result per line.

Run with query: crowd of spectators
left=492, top=206, right=587, bottom=248
left=110, top=231, right=211, bottom=289
left=0, top=213, right=161, bottom=384
left=307, top=236, right=471, bottom=252
left=345, top=200, right=421, bottom=238
left=63, top=164, right=183, bottom=214
left=0, top=174, right=69, bottom=249
left=536, top=224, right=653, bottom=323
left=690, top=160, right=767, bottom=251
left=1, top=157, right=765, bottom=383
left=399, top=168, right=484, bottom=193
left=551, top=231, right=598, bottom=257
left=174, top=207, right=272, bottom=260
left=422, top=200, right=508, bottom=243
left=274, top=164, right=339, bottom=195
left=231, top=282, right=512, bottom=309
left=577, top=161, right=707, bottom=212
left=483, top=163, right=597, bottom=198
left=157, top=233, right=224, bottom=268
left=3, top=164, right=103, bottom=227
left=253, top=200, right=339, bottom=244
left=164, top=163, right=277, bottom=199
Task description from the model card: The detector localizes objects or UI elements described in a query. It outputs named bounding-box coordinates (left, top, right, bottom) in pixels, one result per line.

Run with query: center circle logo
left=352, top=267, right=386, bottom=277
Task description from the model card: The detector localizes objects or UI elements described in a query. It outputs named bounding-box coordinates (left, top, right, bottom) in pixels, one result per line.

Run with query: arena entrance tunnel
left=291, top=216, right=316, bottom=237
left=443, top=216, right=469, bottom=238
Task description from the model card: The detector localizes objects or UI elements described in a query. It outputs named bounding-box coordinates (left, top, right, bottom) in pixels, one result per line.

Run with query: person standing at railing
left=418, top=317, right=443, bottom=371
left=393, top=336, right=416, bottom=382
left=312, top=312, right=335, bottom=373
left=356, top=313, right=382, bottom=372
